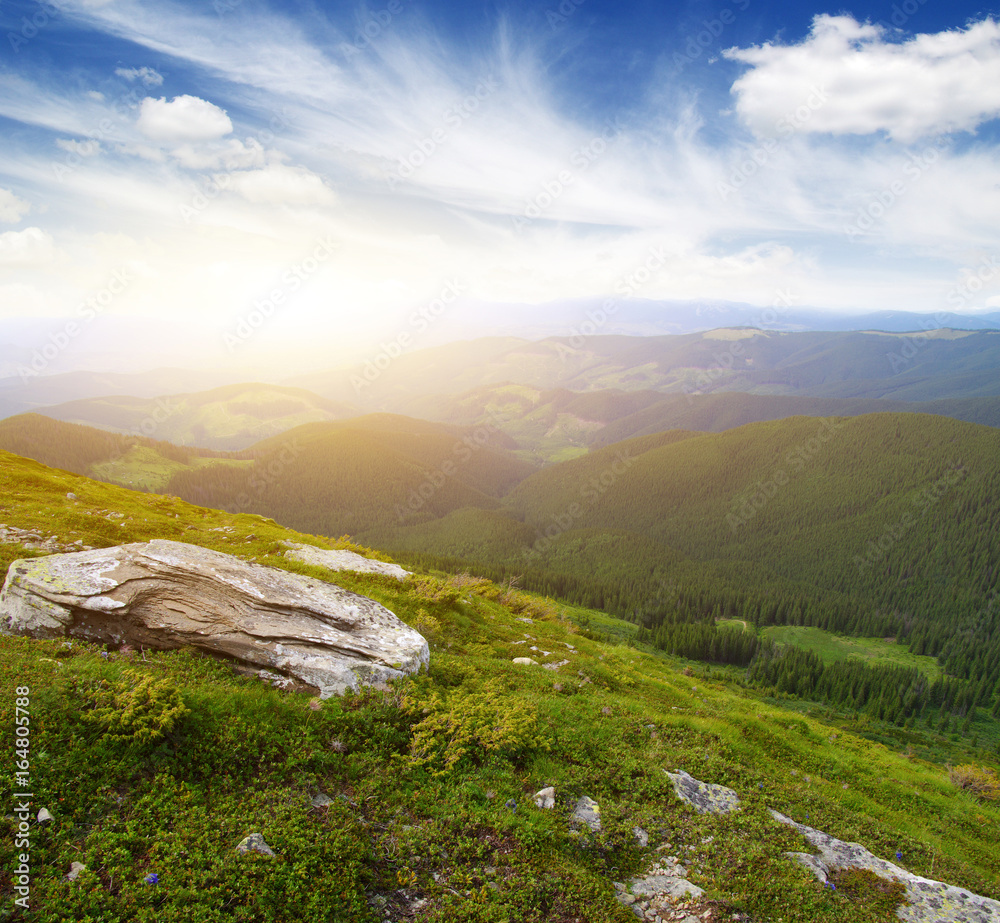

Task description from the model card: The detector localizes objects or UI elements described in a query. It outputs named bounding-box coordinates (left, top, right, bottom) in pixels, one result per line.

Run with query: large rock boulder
left=771, top=810, right=1000, bottom=923
left=280, top=542, right=410, bottom=580
left=0, top=540, right=428, bottom=697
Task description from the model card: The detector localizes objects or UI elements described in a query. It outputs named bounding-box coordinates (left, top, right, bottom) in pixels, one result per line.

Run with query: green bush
left=86, top=669, right=190, bottom=744
left=949, top=764, right=1000, bottom=802
left=401, top=680, right=551, bottom=775
left=828, top=867, right=908, bottom=914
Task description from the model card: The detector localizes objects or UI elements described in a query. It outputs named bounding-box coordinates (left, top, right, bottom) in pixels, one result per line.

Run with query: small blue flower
left=144, top=873, right=159, bottom=885
left=896, top=850, right=903, bottom=861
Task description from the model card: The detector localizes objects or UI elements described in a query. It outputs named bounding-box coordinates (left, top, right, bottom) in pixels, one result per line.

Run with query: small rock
left=533, top=786, right=556, bottom=809
left=66, top=493, right=77, bottom=501
left=512, top=657, right=539, bottom=666
left=633, top=826, right=649, bottom=847
left=542, top=659, right=570, bottom=670
left=665, top=769, right=740, bottom=815
left=311, top=793, right=334, bottom=808
left=236, top=833, right=275, bottom=856
left=571, top=796, right=601, bottom=832
left=65, top=862, right=86, bottom=881
left=601, top=706, right=613, bottom=716
left=37, top=808, right=53, bottom=825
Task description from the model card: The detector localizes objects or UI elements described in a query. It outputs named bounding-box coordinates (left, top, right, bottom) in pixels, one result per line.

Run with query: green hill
left=0, top=413, right=244, bottom=492
left=37, top=383, right=358, bottom=451
left=0, top=449, right=998, bottom=921
left=368, top=413, right=1000, bottom=736
left=390, top=383, right=1000, bottom=461
left=166, top=414, right=538, bottom=536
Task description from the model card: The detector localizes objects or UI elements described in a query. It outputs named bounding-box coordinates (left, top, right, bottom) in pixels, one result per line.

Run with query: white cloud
left=56, top=138, right=102, bottom=157
left=0, top=228, right=55, bottom=265
left=137, top=95, right=232, bottom=142
left=226, top=163, right=336, bottom=206
left=115, top=66, right=164, bottom=86
left=0, top=189, right=31, bottom=223
left=724, top=16, right=1000, bottom=141
left=171, top=137, right=270, bottom=171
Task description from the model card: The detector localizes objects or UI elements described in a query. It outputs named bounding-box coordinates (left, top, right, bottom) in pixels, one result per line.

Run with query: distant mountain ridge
left=287, top=328, right=1000, bottom=408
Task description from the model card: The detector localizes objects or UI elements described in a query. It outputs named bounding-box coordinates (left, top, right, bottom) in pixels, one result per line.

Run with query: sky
left=1, top=0, right=999, bottom=373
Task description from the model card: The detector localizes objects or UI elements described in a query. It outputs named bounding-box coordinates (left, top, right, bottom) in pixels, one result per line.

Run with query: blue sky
left=1, top=0, right=999, bottom=370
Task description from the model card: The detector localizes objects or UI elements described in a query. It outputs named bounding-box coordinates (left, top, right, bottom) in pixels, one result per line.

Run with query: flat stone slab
left=772, top=811, right=1000, bottom=922
left=0, top=539, right=427, bottom=697
left=665, top=769, right=741, bottom=815
left=281, top=542, right=410, bottom=579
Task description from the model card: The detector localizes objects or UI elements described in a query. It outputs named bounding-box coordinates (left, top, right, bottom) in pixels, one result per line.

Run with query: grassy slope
left=90, top=446, right=251, bottom=492
left=0, top=414, right=246, bottom=493
left=0, top=452, right=998, bottom=921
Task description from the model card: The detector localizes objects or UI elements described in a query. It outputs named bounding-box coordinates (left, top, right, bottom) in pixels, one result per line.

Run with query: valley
left=2, top=327, right=999, bottom=921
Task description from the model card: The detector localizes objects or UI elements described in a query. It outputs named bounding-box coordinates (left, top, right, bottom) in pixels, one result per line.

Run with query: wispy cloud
left=0, top=0, right=995, bottom=355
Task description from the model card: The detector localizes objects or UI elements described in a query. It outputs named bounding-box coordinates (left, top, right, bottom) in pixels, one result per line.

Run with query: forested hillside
left=393, top=383, right=1000, bottom=461
left=371, top=413, right=1000, bottom=740
left=0, top=413, right=237, bottom=491
left=3, top=405, right=999, bottom=743
left=166, top=414, right=536, bottom=536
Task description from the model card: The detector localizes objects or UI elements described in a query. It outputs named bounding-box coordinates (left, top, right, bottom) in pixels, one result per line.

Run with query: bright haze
left=1, top=0, right=999, bottom=375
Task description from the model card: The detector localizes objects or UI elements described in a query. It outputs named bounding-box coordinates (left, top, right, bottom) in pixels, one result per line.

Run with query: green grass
left=91, top=446, right=251, bottom=492
left=1, top=449, right=999, bottom=921
left=717, top=618, right=751, bottom=632
left=763, top=625, right=943, bottom=679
